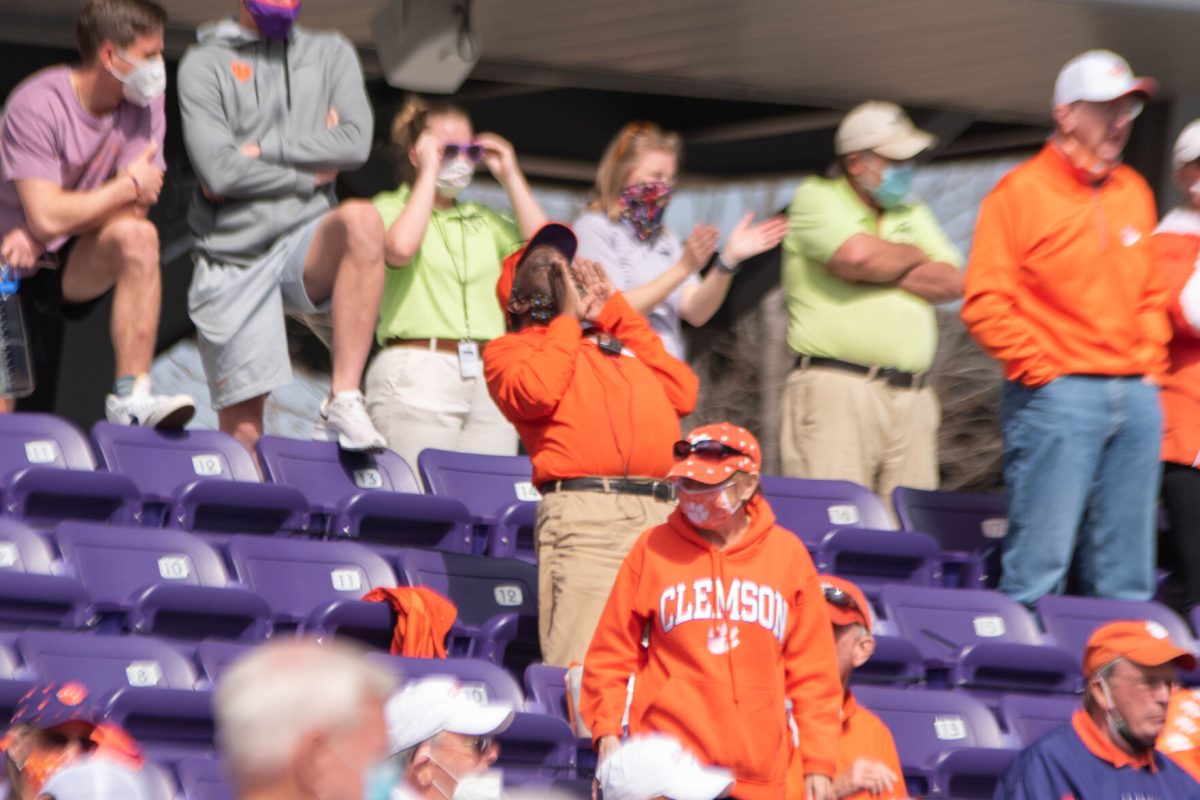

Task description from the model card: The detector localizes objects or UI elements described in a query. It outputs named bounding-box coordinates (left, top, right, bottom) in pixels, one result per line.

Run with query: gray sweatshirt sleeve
left=258, top=34, right=372, bottom=170
left=178, top=49, right=317, bottom=200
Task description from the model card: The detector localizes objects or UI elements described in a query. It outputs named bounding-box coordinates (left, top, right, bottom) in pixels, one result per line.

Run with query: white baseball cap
left=1174, top=120, right=1200, bottom=170
left=385, top=676, right=515, bottom=754
left=38, top=757, right=148, bottom=800
left=1053, top=50, right=1157, bottom=108
left=597, top=734, right=735, bottom=800
left=834, top=101, right=936, bottom=160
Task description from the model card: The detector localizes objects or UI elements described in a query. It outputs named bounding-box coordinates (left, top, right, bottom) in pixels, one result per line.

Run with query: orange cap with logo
left=821, top=576, right=872, bottom=629
left=1083, top=619, right=1198, bottom=678
left=666, top=422, right=762, bottom=486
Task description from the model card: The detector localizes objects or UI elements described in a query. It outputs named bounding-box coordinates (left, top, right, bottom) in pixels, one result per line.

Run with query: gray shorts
left=188, top=215, right=328, bottom=410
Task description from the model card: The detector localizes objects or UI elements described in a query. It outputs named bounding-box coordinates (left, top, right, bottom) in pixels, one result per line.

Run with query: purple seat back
left=0, top=412, right=96, bottom=476
left=0, top=520, right=90, bottom=628
left=255, top=436, right=421, bottom=513
left=90, top=422, right=260, bottom=502
left=999, top=693, right=1079, bottom=746
left=496, top=712, right=577, bottom=779
left=54, top=522, right=231, bottom=604
left=523, top=664, right=570, bottom=721
left=892, top=487, right=1009, bottom=555
left=815, top=527, right=941, bottom=596
left=759, top=476, right=892, bottom=545
left=1036, top=595, right=1196, bottom=660
left=175, top=757, right=236, bottom=800
left=226, top=536, right=396, bottom=624
left=15, top=630, right=198, bottom=693
left=194, top=641, right=251, bottom=685
left=853, top=685, right=1005, bottom=768
left=0, top=518, right=55, bottom=574
left=369, top=654, right=525, bottom=706
left=850, top=635, right=926, bottom=687
left=418, top=449, right=536, bottom=521
left=104, top=687, right=215, bottom=756
left=393, top=549, right=537, bottom=626
left=879, top=585, right=1042, bottom=665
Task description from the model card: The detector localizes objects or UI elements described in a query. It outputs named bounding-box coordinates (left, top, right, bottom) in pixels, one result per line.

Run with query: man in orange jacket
left=961, top=50, right=1169, bottom=606
left=485, top=222, right=699, bottom=668
left=582, top=422, right=841, bottom=800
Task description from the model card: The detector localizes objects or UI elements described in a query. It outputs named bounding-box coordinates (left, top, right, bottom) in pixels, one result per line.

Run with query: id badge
left=458, top=340, right=482, bottom=378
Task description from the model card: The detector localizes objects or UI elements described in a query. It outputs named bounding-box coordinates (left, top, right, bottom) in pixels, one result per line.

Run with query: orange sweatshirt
left=581, top=495, right=842, bottom=800
left=484, top=292, right=699, bottom=487
left=1152, top=209, right=1200, bottom=467
left=786, top=690, right=905, bottom=800
left=962, top=143, right=1169, bottom=387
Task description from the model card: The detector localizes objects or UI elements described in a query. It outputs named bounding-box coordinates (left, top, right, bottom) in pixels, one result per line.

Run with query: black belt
left=539, top=477, right=676, bottom=502
left=795, top=355, right=925, bottom=390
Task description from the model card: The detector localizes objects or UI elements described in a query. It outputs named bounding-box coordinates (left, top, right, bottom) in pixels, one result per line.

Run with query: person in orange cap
left=996, top=620, right=1200, bottom=798
left=0, top=682, right=142, bottom=800
left=484, top=222, right=699, bottom=668
left=582, top=422, right=841, bottom=800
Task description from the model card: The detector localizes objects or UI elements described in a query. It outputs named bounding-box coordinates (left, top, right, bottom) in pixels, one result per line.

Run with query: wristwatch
left=714, top=254, right=739, bottom=275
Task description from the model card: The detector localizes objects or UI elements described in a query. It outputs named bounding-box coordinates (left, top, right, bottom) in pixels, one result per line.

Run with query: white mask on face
left=429, top=755, right=503, bottom=800
left=112, top=50, right=166, bottom=108
left=435, top=158, right=475, bottom=199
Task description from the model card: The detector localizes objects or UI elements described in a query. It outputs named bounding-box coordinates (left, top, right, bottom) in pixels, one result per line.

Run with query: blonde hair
left=590, top=121, right=682, bottom=220
left=389, top=94, right=470, bottom=182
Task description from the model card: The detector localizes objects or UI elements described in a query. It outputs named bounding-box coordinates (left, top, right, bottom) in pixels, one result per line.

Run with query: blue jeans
left=998, top=375, right=1162, bottom=605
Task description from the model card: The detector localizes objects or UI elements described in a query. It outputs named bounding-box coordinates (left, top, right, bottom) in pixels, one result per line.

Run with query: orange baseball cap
left=495, top=222, right=577, bottom=310
left=821, top=576, right=872, bottom=629
left=666, top=422, right=761, bottom=485
left=1083, top=620, right=1197, bottom=677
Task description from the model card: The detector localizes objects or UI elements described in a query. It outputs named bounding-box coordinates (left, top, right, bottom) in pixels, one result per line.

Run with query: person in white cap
left=962, top=50, right=1168, bottom=607
left=384, top=677, right=513, bottom=800
left=597, top=734, right=734, bottom=800
left=35, top=757, right=148, bottom=800
left=780, top=100, right=963, bottom=511
left=1150, top=118, right=1200, bottom=618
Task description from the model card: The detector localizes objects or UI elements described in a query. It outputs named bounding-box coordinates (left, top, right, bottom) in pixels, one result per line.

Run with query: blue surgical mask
left=870, top=163, right=915, bottom=209
left=363, top=758, right=401, bottom=800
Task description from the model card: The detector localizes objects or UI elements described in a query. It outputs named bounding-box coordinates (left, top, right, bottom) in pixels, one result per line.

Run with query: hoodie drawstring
left=283, top=37, right=292, bottom=111
left=708, top=547, right=739, bottom=706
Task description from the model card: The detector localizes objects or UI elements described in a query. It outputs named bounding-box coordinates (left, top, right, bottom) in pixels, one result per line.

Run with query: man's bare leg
left=219, top=394, right=267, bottom=457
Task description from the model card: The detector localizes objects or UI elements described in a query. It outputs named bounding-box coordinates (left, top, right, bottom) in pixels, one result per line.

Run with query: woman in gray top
left=573, top=121, right=787, bottom=360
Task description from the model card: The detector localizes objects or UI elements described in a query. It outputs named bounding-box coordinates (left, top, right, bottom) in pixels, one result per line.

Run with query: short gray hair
left=215, top=639, right=396, bottom=790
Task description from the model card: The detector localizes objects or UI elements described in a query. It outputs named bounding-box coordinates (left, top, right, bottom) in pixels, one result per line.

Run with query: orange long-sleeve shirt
left=581, top=496, right=842, bottom=800
left=483, top=292, right=699, bottom=487
left=962, top=143, right=1169, bottom=387
left=1152, top=209, right=1200, bottom=467
left=786, top=689, right=906, bottom=799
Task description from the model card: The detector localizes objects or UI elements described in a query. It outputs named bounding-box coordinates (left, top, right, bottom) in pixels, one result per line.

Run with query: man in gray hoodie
left=178, top=0, right=386, bottom=451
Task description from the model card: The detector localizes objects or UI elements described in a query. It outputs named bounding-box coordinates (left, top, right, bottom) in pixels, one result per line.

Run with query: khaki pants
left=779, top=366, right=940, bottom=508
left=365, top=346, right=518, bottom=471
left=536, top=489, right=674, bottom=667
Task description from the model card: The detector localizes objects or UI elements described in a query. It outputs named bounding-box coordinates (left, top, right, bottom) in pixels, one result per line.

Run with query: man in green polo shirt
left=780, top=100, right=963, bottom=509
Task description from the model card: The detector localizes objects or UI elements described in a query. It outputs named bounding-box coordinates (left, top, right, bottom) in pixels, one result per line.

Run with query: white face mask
left=112, top=50, right=166, bottom=108
left=429, top=755, right=503, bottom=800
left=435, top=158, right=475, bottom=199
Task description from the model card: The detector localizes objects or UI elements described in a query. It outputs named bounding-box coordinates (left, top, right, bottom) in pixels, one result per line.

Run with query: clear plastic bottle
left=0, top=265, right=34, bottom=398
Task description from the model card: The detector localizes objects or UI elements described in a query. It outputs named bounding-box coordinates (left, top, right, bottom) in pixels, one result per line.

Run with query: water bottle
left=0, top=264, right=34, bottom=398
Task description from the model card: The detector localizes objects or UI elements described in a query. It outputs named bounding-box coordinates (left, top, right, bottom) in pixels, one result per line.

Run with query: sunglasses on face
left=443, top=143, right=483, bottom=162
left=672, top=439, right=749, bottom=462
left=822, top=584, right=861, bottom=615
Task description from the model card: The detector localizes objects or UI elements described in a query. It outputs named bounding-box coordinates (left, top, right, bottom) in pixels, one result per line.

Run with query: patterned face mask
left=618, top=181, right=674, bottom=241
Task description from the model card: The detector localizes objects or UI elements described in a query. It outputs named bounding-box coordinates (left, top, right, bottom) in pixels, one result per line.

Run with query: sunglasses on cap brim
left=822, top=584, right=861, bottom=614
left=672, top=440, right=750, bottom=461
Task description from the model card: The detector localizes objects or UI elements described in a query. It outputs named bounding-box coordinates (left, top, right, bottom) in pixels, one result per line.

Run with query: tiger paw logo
left=707, top=622, right=740, bottom=655
left=230, top=60, right=253, bottom=83
left=56, top=681, right=88, bottom=706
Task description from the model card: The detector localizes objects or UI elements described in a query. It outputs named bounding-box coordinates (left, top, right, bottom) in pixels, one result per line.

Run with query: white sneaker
left=314, top=390, right=385, bottom=451
left=105, top=379, right=195, bottom=430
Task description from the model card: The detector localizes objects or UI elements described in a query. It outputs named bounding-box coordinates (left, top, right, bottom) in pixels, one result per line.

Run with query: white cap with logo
left=597, top=734, right=735, bottom=800
left=1053, top=50, right=1157, bottom=108
left=385, top=676, right=515, bottom=754
left=834, top=101, right=936, bottom=161
left=1175, top=120, right=1200, bottom=170
left=38, top=757, right=149, bottom=800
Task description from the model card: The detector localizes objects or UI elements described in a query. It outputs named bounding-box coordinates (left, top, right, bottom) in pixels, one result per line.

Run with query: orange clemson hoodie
left=581, top=494, right=842, bottom=800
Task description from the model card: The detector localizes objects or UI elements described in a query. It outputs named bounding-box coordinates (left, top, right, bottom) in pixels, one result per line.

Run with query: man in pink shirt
left=0, top=0, right=193, bottom=427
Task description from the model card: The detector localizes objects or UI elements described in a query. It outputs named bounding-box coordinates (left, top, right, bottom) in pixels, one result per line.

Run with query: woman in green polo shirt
left=365, top=96, right=546, bottom=469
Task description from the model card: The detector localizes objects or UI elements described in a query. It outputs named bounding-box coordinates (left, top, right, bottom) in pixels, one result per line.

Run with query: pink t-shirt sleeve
left=1, top=87, right=64, bottom=185
left=117, top=93, right=166, bottom=172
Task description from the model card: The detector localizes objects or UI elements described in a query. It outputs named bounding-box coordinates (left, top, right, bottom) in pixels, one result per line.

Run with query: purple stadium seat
left=255, top=435, right=473, bottom=551
left=0, top=414, right=139, bottom=528
left=104, top=686, right=215, bottom=757
left=417, top=449, right=538, bottom=558
left=849, top=635, right=926, bottom=688
left=174, top=757, right=236, bottom=800
left=371, top=654, right=525, bottom=704
left=880, top=585, right=1081, bottom=697
left=1000, top=693, right=1079, bottom=746
left=90, top=422, right=307, bottom=533
left=226, top=535, right=396, bottom=646
left=814, top=527, right=942, bottom=598
left=14, top=630, right=199, bottom=694
left=893, top=486, right=1008, bottom=588
left=194, top=641, right=251, bottom=686
left=524, top=663, right=569, bottom=720
left=53, top=522, right=270, bottom=641
left=393, top=548, right=537, bottom=669
left=758, top=476, right=892, bottom=545
left=0, top=519, right=90, bottom=629
left=854, top=685, right=1015, bottom=798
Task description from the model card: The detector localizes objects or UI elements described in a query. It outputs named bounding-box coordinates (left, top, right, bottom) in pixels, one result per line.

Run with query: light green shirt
left=374, top=185, right=522, bottom=343
left=781, top=175, right=963, bottom=373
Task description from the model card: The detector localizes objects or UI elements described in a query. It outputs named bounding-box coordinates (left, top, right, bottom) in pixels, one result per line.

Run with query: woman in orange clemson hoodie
left=581, top=422, right=842, bottom=800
